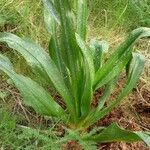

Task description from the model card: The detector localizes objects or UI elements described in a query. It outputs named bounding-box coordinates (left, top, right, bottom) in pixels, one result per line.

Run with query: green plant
left=0, top=0, right=150, bottom=146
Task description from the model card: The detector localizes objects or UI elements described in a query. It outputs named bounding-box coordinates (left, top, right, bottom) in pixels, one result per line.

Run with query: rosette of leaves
left=0, top=0, right=150, bottom=146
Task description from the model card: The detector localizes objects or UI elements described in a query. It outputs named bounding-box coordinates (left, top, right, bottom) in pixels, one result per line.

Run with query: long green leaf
left=135, top=132, right=150, bottom=146
left=77, top=0, right=88, bottom=40
left=0, top=54, right=65, bottom=117
left=90, top=39, right=109, bottom=72
left=48, top=37, right=61, bottom=69
left=95, top=53, right=145, bottom=121
left=82, top=53, right=145, bottom=127
left=76, top=33, right=95, bottom=82
left=96, top=49, right=132, bottom=88
left=0, top=33, right=50, bottom=81
left=43, top=1, right=67, bottom=80
left=94, top=27, right=150, bottom=90
left=56, top=0, right=85, bottom=119
left=96, top=79, right=115, bottom=111
left=48, top=37, right=72, bottom=94
left=76, top=33, right=94, bottom=117
left=42, top=0, right=60, bottom=24
left=0, top=33, right=76, bottom=120
left=43, top=0, right=61, bottom=69
left=83, top=123, right=150, bottom=146
left=44, top=4, right=56, bottom=35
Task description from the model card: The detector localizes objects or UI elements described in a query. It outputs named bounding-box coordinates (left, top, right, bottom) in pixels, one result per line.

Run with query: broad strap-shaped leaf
left=79, top=64, right=93, bottom=117
left=90, top=39, right=109, bottom=72
left=82, top=53, right=145, bottom=127
left=125, top=58, right=132, bottom=77
left=96, top=79, right=115, bottom=111
left=43, top=0, right=90, bottom=119
left=0, top=53, right=14, bottom=71
left=135, top=132, right=150, bottom=146
left=43, top=2, right=62, bottom=71
left=94, top=27, right=150, bottom=90
left=49, top=37, right=72, bottom=97
left=78, top=79, right=116, bottom=128
left=43, top=1, right=68, bottom=82
left=0, top=33, right=76, bottom=120
left=42, top=0, right=60, bottom=24
left=55, top=0, right=85, bottom=119
left=96, top=53, right=145, bottom=121
left=44, top=3, right=57, bottom=35
left=56, top=0, right=79, bottom=71
left=83, top=123, right=150, bottom=146
left=95, top=49, right=132, bottom=88
left=0, top=33, right=50, bottom=82
left=76, top=33, right=94, bottom=117
left=76, top=33, right=95, bottom=83
left=43, top=0, right=60, bottom=67
left=77, top=0, right=88, bottom=40
left=0, top=54, right=65, bottom=117
left=48, top=37, right=62, bottom=70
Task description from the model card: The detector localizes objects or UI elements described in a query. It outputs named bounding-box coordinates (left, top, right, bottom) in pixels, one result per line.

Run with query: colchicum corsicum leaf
left=0, top=0, right=150, bottom=147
